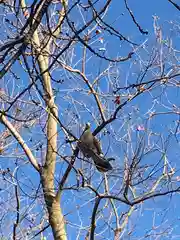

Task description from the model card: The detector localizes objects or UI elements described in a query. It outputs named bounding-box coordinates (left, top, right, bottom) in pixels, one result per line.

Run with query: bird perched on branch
left=78, top=123, right=114, bottom=172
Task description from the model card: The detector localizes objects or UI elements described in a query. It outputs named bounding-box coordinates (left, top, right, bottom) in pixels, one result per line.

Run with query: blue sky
left=0, top=0, right=179, bottom=239
left=65, top=1, right=180, bottom=239
left=51, top=1, right=180, bottom=239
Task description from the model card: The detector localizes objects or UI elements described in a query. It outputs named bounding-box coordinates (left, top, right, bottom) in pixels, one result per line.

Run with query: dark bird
left=78, top=123, right=114, bottom=172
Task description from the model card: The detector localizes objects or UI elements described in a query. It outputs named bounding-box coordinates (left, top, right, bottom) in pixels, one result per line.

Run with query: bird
left=78, top=123, right=102, bottom=157
left=78, top=123, right=114, bottom=172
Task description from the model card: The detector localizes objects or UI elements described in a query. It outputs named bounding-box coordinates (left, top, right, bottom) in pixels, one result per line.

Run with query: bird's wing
left=93, top=137, right=102, bottom=155
left=78, top=128, right=94, bottom=158
left=77, top=140, right=92, bottom=158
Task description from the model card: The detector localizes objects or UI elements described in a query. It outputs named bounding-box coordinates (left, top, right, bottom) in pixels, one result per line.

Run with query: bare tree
left=0, top=0, right=179, bottom=239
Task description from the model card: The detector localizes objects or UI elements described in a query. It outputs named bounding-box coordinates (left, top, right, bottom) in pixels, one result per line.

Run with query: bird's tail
left=91, top=154, right=114, bottom=172
left=106, top=157, right=115, bottom=162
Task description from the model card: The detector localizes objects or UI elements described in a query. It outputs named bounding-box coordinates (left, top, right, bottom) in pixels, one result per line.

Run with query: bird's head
left=85, top=122, right=91, bottom=130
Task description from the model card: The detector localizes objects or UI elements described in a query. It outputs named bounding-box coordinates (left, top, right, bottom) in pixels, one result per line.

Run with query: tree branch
left=0, top=114, right=39, bottom=171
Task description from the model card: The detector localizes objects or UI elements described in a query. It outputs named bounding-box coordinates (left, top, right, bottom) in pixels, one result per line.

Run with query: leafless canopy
left=0, top=0, right=179, bottom=239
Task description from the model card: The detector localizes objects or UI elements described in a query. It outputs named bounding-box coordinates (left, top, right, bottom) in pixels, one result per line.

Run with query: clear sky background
left=0, top=0, right=179, bottom=239
left=57, top=1, right=180, bottom=239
